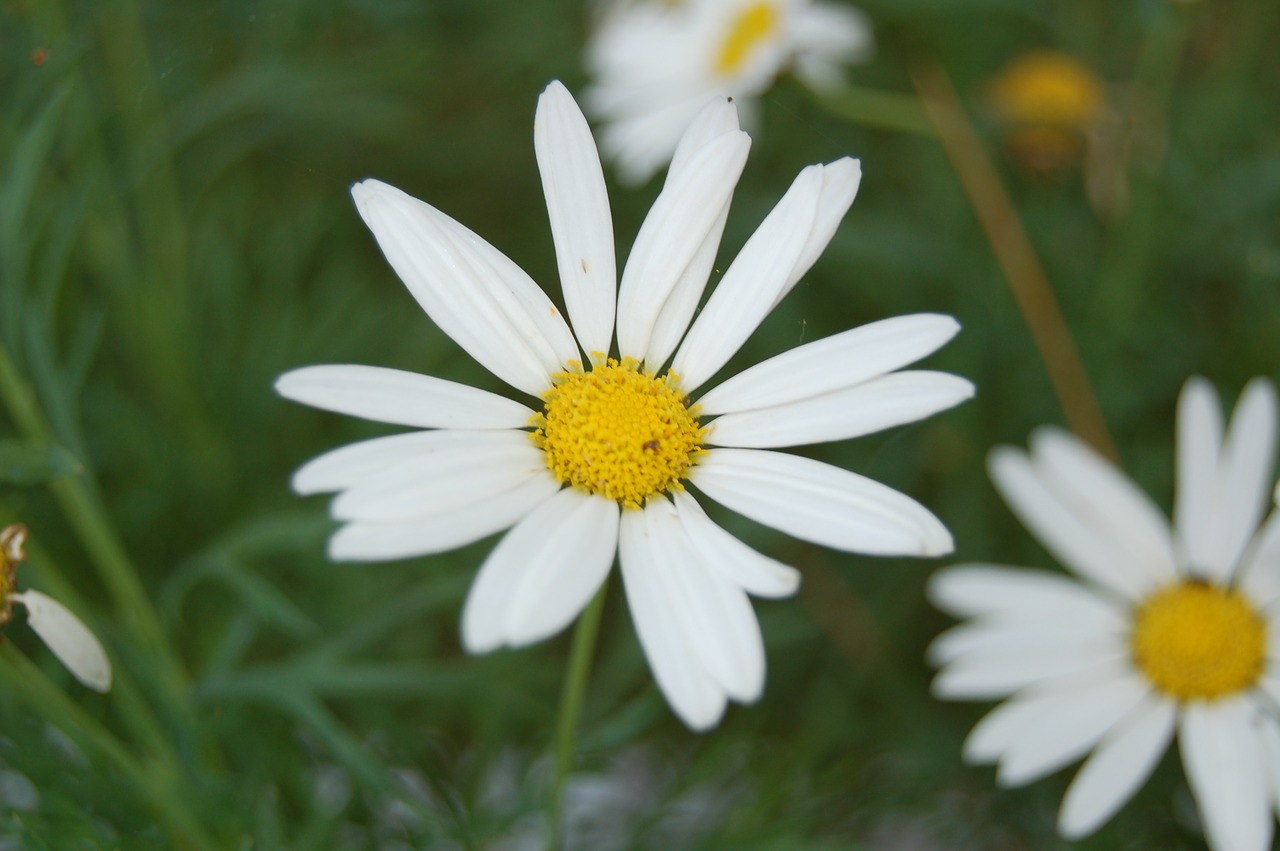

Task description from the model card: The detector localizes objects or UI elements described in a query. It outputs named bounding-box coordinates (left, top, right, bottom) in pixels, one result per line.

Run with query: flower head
left=989, top=50, right=1106, bottom=173
left=278, top=81, right=970, bottom=730
left=0, top=524, right=111, bottom=693
left=583, top=0, right=873, bottom=184
left=929, top=377, right=1280, bottom=850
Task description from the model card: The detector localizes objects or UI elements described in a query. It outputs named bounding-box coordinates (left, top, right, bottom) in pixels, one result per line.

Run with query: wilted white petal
left=535, top=81, right=617, bottom=357
left=14, top=590, right=111, bottom=693
left=276, top=366, right=534, bottom=429
left=691, top=448, right=953, bottom=556
left=1181, top=699, right=1273, bottom=851
left=704, top=371, right=973, bottom=448
left=695, top=314, right=962, bottom=415
left=462, top=489, right=619, bottom=652
left=672, top=490, right=800, bottom=598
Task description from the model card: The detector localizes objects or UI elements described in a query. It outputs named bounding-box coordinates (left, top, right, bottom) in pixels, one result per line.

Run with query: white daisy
left=583, top=0, right=873, bottom=184
left=0, top=524, right=111, bottom=693
left=929, top=377, right=1280, bottom=851
left=277, top=81, right=970, bottom=731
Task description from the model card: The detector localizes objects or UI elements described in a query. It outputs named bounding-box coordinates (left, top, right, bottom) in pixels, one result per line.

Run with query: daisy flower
left=0, top=524, right=111, bottom=693
left=277, top=81, right=970, bottom=731
left=583, top=0, right=873, bottom=184
left=929, top=377, right=1280, bottom=851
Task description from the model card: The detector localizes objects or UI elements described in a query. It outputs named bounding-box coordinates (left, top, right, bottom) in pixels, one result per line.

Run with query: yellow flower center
left=1131, top=581, right=1267, bottom=701
left=532, top=358, right=704, bottom=510
left=714, top=2, right=780, bottom=77
left=990, top=51, right=1104, bottom=130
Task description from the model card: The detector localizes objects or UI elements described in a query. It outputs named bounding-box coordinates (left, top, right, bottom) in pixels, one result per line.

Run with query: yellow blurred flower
left=988, top=51, right=1107, bottom=173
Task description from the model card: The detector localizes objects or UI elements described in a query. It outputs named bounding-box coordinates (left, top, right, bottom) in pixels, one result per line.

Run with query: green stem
left=545, top=584, right=608, bottom=851
left=0, top=644, right=217, bottom=850
left=813, top=83, right=935, bottom=137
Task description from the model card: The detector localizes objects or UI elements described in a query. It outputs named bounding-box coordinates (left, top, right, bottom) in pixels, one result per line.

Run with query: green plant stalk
left=0, top=644, right=217, bottom=850
left=813, top=83, right=935, bottom=136
left=545, top=584, right=609, bottom=851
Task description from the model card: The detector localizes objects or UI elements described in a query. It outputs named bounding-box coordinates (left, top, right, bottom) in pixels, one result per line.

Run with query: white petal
left=619, top=509, right=727, bottom=731
left=988, top=446, right=1152, bottom=601
left=1059, top=696, right=1177, bottom=839
left=14, top=590, right=111, bottom=693
left=695, top=314, right=962, bottom=415
left=671, top=165, right=823, bottom=393
left=535, top=81, right=617, bottom=358
left=1204, top=378, right=1277, bottom=582
left=328, top=471, right=559, bottom=561
left=1030, top=428, right=1178, bottom=587
left=615, top=130, right=750, bottom=361
left=1257, top=713, right=1280, bottom=814
left=1238, top=511, right=1280, bottom=608
left=351, top=179, right=577, bottom=395
left=691, top=448, right=953, bottom=557
left=926, top=564, right=1126, bottom=621
left=933, top=644, right=1129, bottom=700
left=330, top=431, right=544, bottom=521
left=927, top=616, right=1124, bottom=668
left=668, top=97, right=742, bottom=178
left=779, top=157, right=861, bottom=299
left=1181, top=699, right=1273, bottom=851
left=672, top=490, right=800, bottom=598
left=1176, top=377, right=1224, bottom=575
left=462, top=488, right=619, bottom=652
left=704, top=371, right=973, bottom=449
left=292, top=431, right=461, bottom=495
left=276, top=365, right=535, bottom=429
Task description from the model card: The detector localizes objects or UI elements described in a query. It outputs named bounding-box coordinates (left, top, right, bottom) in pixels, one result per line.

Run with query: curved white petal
left=1030, top=428, right=1178, bottom=587
left=330, top=431, right=545, bottom=521
left=779, top=157, right=861, bottom=299
left=619, top=509, right=727, bottom=731
left=1181, top=699, right=1273, bottom=851
left=695, top=314, right=962, bottom=415
left=671, top=165, right=824, bottom=393
left=996, top=673, right=1150, bottom=787
left=927, top=564, right=1126, bottom=621
left=1059, top=696, right=1176, bottom=840
left=989, top=446, right=1153, bottom=601
left=641, top=499, right=765, bottom=702
left=691, top=448, right=953, bottom=557
left=535, top=81, right=617, bottom=358
left=672, top=490, right=800, bottom=598
left=351, top=179, right=576, bottom=395
left=704, top=371, right=973, bottom=449
left=1205, top=378, right=1278, bottom=582
left=14, top=590, right=111, bottom=692
left=328, top=471, right=559, bottom=561
left=462, top=488, right=619, bottom=653
left=1176, top=377, right=1224, bottom=576
left=616, top=130, right=750, bottom=361
left=276, top=366, right=535, bottom=429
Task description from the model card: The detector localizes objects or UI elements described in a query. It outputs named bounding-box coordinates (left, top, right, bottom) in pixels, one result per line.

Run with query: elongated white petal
left=535, top=81, right=616, bottom=358
left=619, top=509, right=727, bottom=731
left=1239, top=511, right=1280, bottom=608
left=276, top=366, right=535, bottom=429
left=1204, top=378, right=1277, bottom=582
left=668, top=97, right=742, bottom=178
left=643, top=201, right=728, bottom=374
left=328, top=471, right=559, bottom=561
left=705, top=371, right=973, bottom=448
left=671, top=166, right=823, bottom=393
left=989, top=447, right=1152, bottom=601
left=1030, top=428, right=1178, bottom=587
left=695, top=314, right=962, bottom=415
left=14, top=590, right=111, bottom=692
left=927, top=615, right=1124, bottom=668
left=1059, top=696, right=1176, bottom=839
left=330, top=431, right=545, bottom=521
left=641, top=499, right=765, bottom=702
left=996, top=674, right=1149, bottom=787
left=691, top=448, right=953, bottom=556
left=927, top=564, right=1126, bottom=621
left=1181, top=699, right=1273, bottom=851
left=672, top=490, right=800, bottom=598
left=616, top=131, right=750, bottom=360
left=780, top=157, right=861, bottom=299
left=963, top=692, right=1046, bottom=764
left=352, top=179, right=576, bottom=395
left=462, top=488, right=619, bottom=652
left=293, top=430, right=471, bottom=495
left=933, top=645, right=1129, bottom=700
left=1176, top=377, right=1223, bottom=575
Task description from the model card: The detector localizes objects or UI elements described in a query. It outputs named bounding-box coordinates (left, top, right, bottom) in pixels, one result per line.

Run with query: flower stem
left=909, top=62, right=1119, bottom=462
left=545, top=583, right=608, bottom=851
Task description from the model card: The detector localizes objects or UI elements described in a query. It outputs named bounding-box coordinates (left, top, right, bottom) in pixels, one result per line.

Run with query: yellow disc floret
left=532, top=357, right=704, bottom=509
left=1131, top=580, right=1266, bottom=701
left=714, top=2, right=780, bottom=77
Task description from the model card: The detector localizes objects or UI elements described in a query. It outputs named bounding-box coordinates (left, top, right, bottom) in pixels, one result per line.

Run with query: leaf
left=0, top=441, right=81, bottom=486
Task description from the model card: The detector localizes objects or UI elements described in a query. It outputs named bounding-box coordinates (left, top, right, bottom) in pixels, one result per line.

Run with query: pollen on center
left=531, top=357, right=705, bottom=509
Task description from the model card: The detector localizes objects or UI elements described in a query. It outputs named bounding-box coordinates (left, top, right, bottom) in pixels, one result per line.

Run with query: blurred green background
left=1, top=0, right=1278, bottom=847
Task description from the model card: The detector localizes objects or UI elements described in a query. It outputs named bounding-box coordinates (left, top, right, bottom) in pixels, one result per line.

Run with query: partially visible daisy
left=278, top=82, right=970, bottom=730
left=929, top=377, right=1280, bottom=851
left=0, top=524, right=111, bottom=693
left=583, top=0, right=873, bottom=184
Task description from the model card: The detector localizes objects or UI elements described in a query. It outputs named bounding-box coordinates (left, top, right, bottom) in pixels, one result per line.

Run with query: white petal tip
left=15, top=590, right=112, bottom=693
